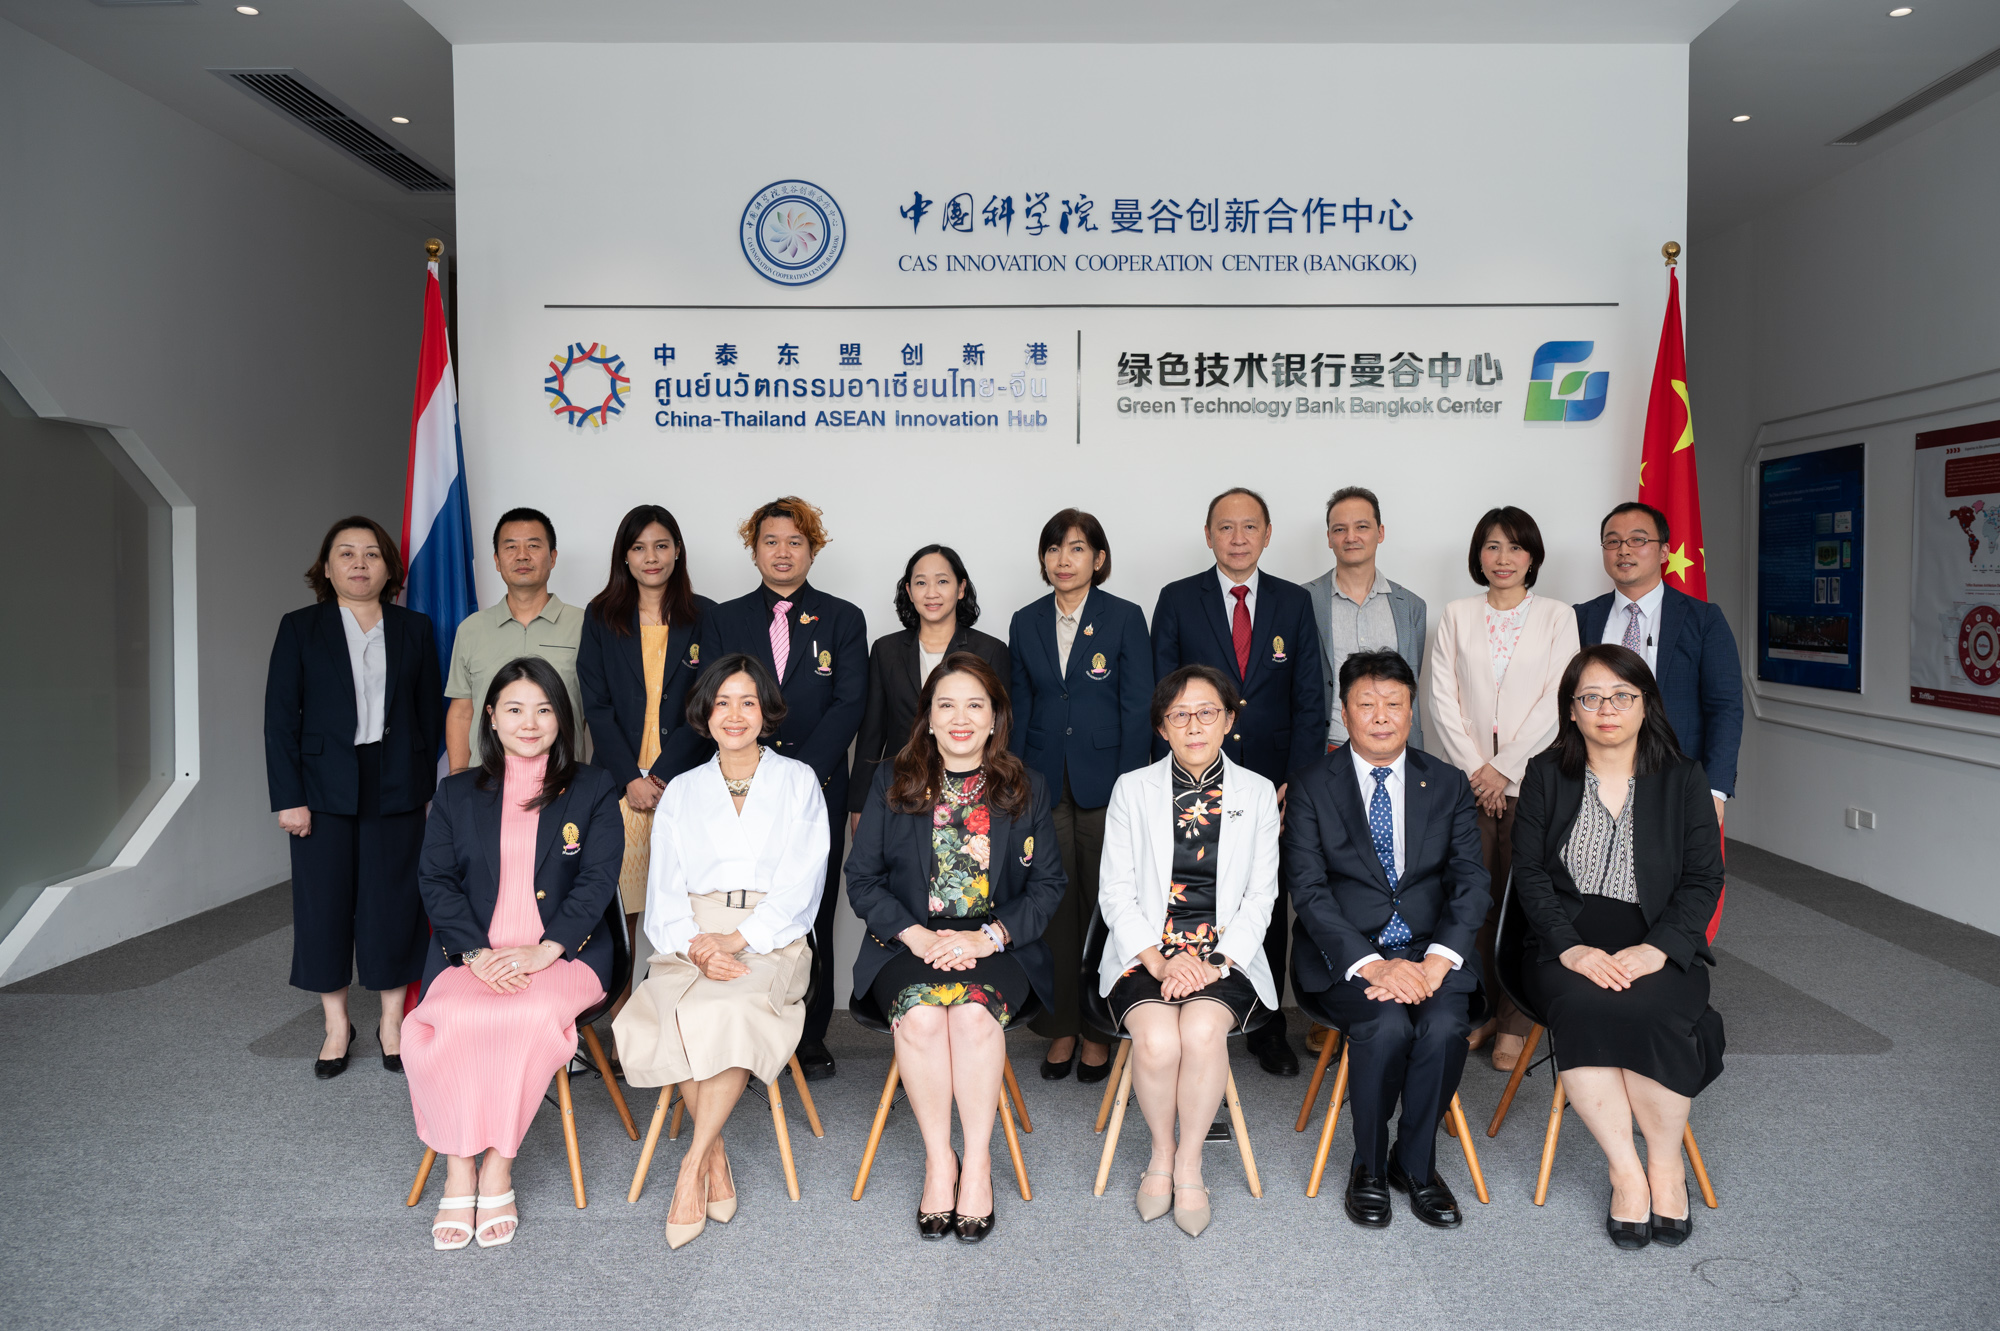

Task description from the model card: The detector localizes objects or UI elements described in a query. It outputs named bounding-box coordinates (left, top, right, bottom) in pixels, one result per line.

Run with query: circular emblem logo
left=741, top=179, right=845, bottom=286
left=544, top=342, right=628, bottom=429
left=1959, top=605, right=2000, bottom=686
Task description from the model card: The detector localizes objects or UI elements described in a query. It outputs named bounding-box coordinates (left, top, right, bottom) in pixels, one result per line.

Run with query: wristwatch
left=1207, top=952, right=1232, bottom=978
left=459, top=947, right=485, bottom=967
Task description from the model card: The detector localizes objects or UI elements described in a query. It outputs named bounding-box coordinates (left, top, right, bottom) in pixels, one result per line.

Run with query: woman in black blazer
left=577, top=504, right=715, bottom=1005
left=404, top=656, right=623, bottom=1249
left=848, top=652, right=1066, bottom=1242
left=263, top=517, right=443, bottom=1079
left=1512, top=644, right=1726, bottom=1251
left=848, top=544, right=1009, bottom=831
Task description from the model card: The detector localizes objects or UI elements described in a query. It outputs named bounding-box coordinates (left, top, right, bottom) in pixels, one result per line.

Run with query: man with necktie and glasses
left=1283, top=649, right=1488, bottom=1229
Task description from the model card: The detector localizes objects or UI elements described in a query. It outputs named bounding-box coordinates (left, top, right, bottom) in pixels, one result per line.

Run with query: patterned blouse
left=1162, top=756, right=1226, bottom=958
left=1561, top=769, right=1639, bottom=904
left=1483, top=591, right=1536, bottom=691
left=928, top=768, right=993, bottom=917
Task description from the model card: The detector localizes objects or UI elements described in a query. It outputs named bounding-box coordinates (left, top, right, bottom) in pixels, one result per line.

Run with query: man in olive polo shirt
left=444, top=507, right=585, bottom=771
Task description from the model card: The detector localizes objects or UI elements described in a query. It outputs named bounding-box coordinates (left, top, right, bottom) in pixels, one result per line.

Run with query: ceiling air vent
left=211, top=68, right=452, bottom=193
left=1831, top=43, right=2000, bottom=145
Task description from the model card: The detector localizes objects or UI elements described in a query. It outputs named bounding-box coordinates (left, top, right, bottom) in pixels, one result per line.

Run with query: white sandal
left=431, top=1195, right=477, bottom=1251
left=474, top=1190, right=519, bottom=1248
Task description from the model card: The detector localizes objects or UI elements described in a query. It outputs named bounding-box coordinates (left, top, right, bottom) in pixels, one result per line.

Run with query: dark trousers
left=1475, top=795, right=1533, bottom=1037
left=1319, top=956, right=1475, bottom=1179
left=803, top=802, right=846, bottom=1045
left=1029, top=772, right=1111, bottom=1042
left=288, top=742, right=427, bottom=993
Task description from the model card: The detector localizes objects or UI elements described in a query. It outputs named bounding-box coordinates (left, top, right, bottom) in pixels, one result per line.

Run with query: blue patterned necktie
left=1369, top=766, right=1412, bottom=950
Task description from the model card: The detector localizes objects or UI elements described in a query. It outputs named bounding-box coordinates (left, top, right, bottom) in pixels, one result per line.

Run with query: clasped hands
left=899, top=923, right=1004, bottom=972
left=625, top=774, right=667, bottom=812
left=1357, top=953, right=1454, bottom=1005
left=1140, top=945, right=1221, bottom=1000
left=1560, top=942, right=1667, bottom=990
left=467, top=940, right=565, bottom=995
left=688, top=930, right=752, bottom=981
left=1467, top=764, right=1510, bottom=819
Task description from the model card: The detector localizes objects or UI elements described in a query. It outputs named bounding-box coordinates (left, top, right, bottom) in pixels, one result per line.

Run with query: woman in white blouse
left=1425, top=507, right=1580, bottom=1070
left=612, top=654, right=829, bottom=1250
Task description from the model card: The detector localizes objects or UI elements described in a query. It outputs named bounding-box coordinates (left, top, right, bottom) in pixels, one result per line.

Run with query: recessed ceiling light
left=391, top=116, right=410, bottom=124
left=1888, top=7, right=1912, bottom=15
left=236, top=5, right=258, bottom=13
left=1732, top=114, right=1751, bottom=122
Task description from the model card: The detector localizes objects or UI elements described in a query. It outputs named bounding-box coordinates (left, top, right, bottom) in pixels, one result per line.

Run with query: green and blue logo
left=1524, top=341, right=1607, bottom=422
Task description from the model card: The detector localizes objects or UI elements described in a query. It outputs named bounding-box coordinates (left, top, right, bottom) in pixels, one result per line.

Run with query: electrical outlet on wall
left=1844, top=807, right=1877, bottom=830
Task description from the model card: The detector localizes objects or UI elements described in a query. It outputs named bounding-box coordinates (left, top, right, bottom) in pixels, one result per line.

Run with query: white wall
left=1690, top=82, right=2000, bottom=932
left=0, top=18, right=428, bottom=980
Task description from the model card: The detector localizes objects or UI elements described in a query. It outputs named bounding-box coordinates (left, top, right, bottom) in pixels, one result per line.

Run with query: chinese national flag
left=1638, top=266, right=1706, bottom=599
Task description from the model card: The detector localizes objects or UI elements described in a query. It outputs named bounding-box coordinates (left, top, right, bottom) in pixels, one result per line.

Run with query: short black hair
left=1150, top=664, right=1244, bottom=734
left=1600, top=501, right=1669, bottom=547
left=1325, top=486, right=1382, bottom=525
left=1469, top=506, right=1546, bottom=589
left=685, top=653, right=787, bottom=738
left=894, top=544, right=982, bottom=632
left=493, top=506, right=557, bottom=551
left=1338, top=648, right=1416, bottom=704
left=1205, top=487, right=1271, bottom=527
left=1037, top=508, right=1112, bottom=587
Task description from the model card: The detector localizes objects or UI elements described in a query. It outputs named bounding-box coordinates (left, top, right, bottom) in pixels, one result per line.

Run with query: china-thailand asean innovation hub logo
left=544, top=342, right=629, bottom=429
left=741, top=179, right=846, bottom=286
left=1524, top=341, right=1608, bottom=422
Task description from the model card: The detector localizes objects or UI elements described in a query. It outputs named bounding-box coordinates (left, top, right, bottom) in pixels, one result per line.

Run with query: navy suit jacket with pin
left=1149, top=569, right=1325, bottom=785
left=696, top=581, right=869, bottom=810
left=415, top=763, right=624, bottom=999
left=1575, top=586, right=1744, bottom=797
left=1006, top=589, right=1154, bottom=809
left=1282, top=742, right=1489, bottom=995
left=263, top=600, right=443, bottom=816
left=577, top=596, right=719, bottom=786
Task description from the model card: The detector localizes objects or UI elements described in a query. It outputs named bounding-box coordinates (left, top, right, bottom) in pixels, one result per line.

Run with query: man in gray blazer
left=1303, top=487, right=1428, bottom=755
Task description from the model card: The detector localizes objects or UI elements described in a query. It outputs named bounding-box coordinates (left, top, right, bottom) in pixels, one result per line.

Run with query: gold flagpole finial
left=1662, top=240, right=1681, bottom=267
left=425, top=238, right=444, bottom=262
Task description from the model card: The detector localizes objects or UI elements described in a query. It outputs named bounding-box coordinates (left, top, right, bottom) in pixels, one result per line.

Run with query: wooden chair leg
left=406, top=1148, right=437, bottom=1206
left=1094, top=1040, right=1131, bottom=1133
left=557, top=1066, right=586, bottom=1209
left=1306, top=1043, right=1350, bottom=1198
left=851, top=1058, right=901, bottom=1201
left=1447, top=1094, right=1490, bottom=1204
left=629, top=1087, right=672, bottom=1203
left=1092, top=1043, right=1136, bottom=1196
left=1533, top=1075, right=1566, bottom=1206
left=788, top=1054, right=825, bottom=1138
left=580, top=1026, right=638, bottom=1140
left=998, top=1090, right=1031, bottom=1201
left=1224, top=1068, right=1262, bottom=1199
left=669, top=1085, right=685, bottom=1139
left=1002, top=1057, right=1032, bottom=1134
left=1684, top=1123, right=1718, bottom=1208
left=1487, top=1023, right=1543, bottom=1138
left=1296, top=1029, right=1340, bottom=1132
left=769, top=1076, right=800, bottom=1201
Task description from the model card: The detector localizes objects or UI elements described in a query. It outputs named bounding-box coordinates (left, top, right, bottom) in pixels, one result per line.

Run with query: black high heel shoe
left=1075, top=1045, right=1112, bottom=1084
left=918, top=1153, right=959, bottom=1241
left=378, top=1020, right=404, bottom=1073
left=1039, top=1046, right=1076, bottom=1081
left=1606, top=1212, right=1652, bottom=1250
left=314, top=1024, right=357, bottom=1080
left=954, top=1208, right=995, bottom=1243
left=1649, top=1211, right=1692, bottom=1246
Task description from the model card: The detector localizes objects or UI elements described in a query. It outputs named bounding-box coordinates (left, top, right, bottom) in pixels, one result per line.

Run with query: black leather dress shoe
left=1607, top=1213, right=1652, bottom=1250
left=1649, top=1211, right=1692, bottom=1246
left=1388, top=1162, right=1463, bottom=1228
left=954, top=1209, right=995, bottom=1243
left=381, top=1053, right=404, bottom=1074
left=794, top=1038, right=836, bottom=1081
left=314, top=1025, right=357, bottom=1081
left=1251, top=1033, right=1299, bottom=1077
left=918, top=1206, right=956, bottom=1240
left=1344, top=1163, right=1392, bottom=1228
left=1075, top=1050, right=1112, bottom=1084
left=1040, top=1049, right=1075, bottom=1081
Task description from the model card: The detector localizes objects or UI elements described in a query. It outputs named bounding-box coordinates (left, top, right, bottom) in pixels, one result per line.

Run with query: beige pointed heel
left=707, top=1151, right=737, bottom=1224
left=1172, top=1182, right=1212, bottom=1237
left=1136, top=1170, right=1174, bottom=1222
left=666, top=1173, right=709, bottom=1250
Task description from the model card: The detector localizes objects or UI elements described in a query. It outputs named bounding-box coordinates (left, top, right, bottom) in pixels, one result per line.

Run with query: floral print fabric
left=1483, top=591, right=1536, bottom=691
left=1161, top=756, right=1225, bottom=960
left=928, top=768, right=992, bottom=916
left=887, top=980, right=1012, bottom=1031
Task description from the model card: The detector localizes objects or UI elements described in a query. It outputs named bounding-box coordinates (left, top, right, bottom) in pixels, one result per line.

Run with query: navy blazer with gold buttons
left=1006, top=588, right=1154, bottom=809
left=577, top=596, right=718, bottom=785
left=415, top=763, right=623, bottom=999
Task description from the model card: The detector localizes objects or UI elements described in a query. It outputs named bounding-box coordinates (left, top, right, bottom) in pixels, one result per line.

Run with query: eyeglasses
left=1164, top=705, right=1227, bottom=729
left=1574, top=691, right=1642, bottom=713
left=1600, top=535, right=1658, bottom=552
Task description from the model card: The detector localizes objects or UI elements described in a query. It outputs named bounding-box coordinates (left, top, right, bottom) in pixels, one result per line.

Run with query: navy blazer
left=696, top=582, right=868, bottom=808
left=1576, top=586, right=1744, bottom=797
left=577, top=596, right=718, bottom=786
left=264, top=601, right=443, bottom=816
left=1283, top=743, right=1489, bottom=993
left=846, top=766, right=1067, bottom=1009
left=1006, top=589, right=1153, bottom=809
left=415, top=763, right=623, bottom=999
left=849, top=624, right=1011, bottom=813
left=1149, top=569, right=1326, bottom=785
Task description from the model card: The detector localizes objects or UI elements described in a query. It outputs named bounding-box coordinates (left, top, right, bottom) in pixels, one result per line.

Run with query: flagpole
left=1662, top=240, right=1680, bottom=266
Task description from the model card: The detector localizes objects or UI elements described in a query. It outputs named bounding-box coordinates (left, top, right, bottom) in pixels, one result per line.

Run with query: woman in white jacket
left=1097, top=665, right=1280, bottom=1237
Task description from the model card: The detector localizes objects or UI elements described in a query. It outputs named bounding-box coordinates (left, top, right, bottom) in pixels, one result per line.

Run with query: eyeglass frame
left=1162, top=704, right=1230, bottom=729
left=1572, top=690, right=1643, bottom=713
left=1599, top=535, right=1660, bottom=552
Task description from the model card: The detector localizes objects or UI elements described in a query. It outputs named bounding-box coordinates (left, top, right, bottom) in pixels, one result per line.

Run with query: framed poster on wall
left=1911, top=418, right=2000, bottom=715
left=1758, top=441, right=1864, bottom=691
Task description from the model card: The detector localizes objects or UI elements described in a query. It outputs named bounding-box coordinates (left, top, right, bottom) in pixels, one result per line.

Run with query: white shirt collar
left=1348, top=745, right=1407, bottom=788
left=1216, top=565, right=1260, bottom=601
left=1055, top=587, right=1089, bottom=624
left=1614, top=579, right=1666, bottom=622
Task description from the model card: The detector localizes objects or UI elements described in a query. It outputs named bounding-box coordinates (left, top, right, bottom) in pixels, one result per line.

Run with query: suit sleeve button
left=1065, top=727, right=1073, bottom=736
left=536, top=890, right=546, bottom=899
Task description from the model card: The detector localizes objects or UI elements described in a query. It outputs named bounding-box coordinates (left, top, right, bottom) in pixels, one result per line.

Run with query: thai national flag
left=399, top=253, right=476, bottom=766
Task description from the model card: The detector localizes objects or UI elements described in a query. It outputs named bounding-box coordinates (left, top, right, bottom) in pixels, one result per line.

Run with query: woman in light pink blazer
left=1425, top=507, right=1580, bottom=1071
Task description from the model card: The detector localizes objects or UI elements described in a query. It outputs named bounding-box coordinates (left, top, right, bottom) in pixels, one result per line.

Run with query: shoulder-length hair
left=893, top=544, right=982, bottom=632
left=683, top=653, right=787, bottom=738
left=475, top=656, right=581, bottom=811
left=305, top=515, right=404, bottom=604
left=1549, top=644, right=1684, bottom=780
left=588, top=503, right=698, bottom=636
left=886, top=651, right=1031, bottom=818
left=1036, top=507, right=1111, bottom=587
left=1467, top=506, right=1545, bottom=589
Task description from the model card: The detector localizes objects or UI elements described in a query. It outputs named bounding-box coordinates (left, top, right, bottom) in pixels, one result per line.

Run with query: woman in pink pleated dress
left=404, top=656, right=624, bottom=1249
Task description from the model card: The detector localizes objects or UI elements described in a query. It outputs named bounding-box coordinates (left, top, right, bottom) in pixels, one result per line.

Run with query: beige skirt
left=616, top=798, right=653, bottom=914
left=612, top=891, right=810, bottom=1087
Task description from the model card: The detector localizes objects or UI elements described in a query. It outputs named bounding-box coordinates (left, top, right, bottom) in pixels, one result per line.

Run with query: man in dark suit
left=1575, top=501, right=1743, bottom=832
left=1285, top=649, right=1488, bottom=1229
left=1151, top=486, right=1325, bottom=1076
left=696, top=496, right=867, bottom=1080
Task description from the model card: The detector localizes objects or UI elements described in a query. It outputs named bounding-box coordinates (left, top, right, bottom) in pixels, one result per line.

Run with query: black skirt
left=868, top=918, right=1034, bottom=1031
left=1107, top=965, right=1263, bottom=1033
left=1525, top=895, right=1724, bottom=1098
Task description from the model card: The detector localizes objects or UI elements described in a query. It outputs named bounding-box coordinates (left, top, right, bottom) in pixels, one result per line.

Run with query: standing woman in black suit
left=578, top=503, right=716, bottom=1012
left=849, top=544, right=1009, bottom=836
left=1512, top=644, right=1726, bottom=1250
left=264, top=517, right=443, bottom=1079
left=1007, top=508, right=1153, bottom=1081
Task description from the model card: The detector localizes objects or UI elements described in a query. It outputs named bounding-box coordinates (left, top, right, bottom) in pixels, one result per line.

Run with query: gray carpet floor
left=3, top=843, right=1996, bottom=1330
